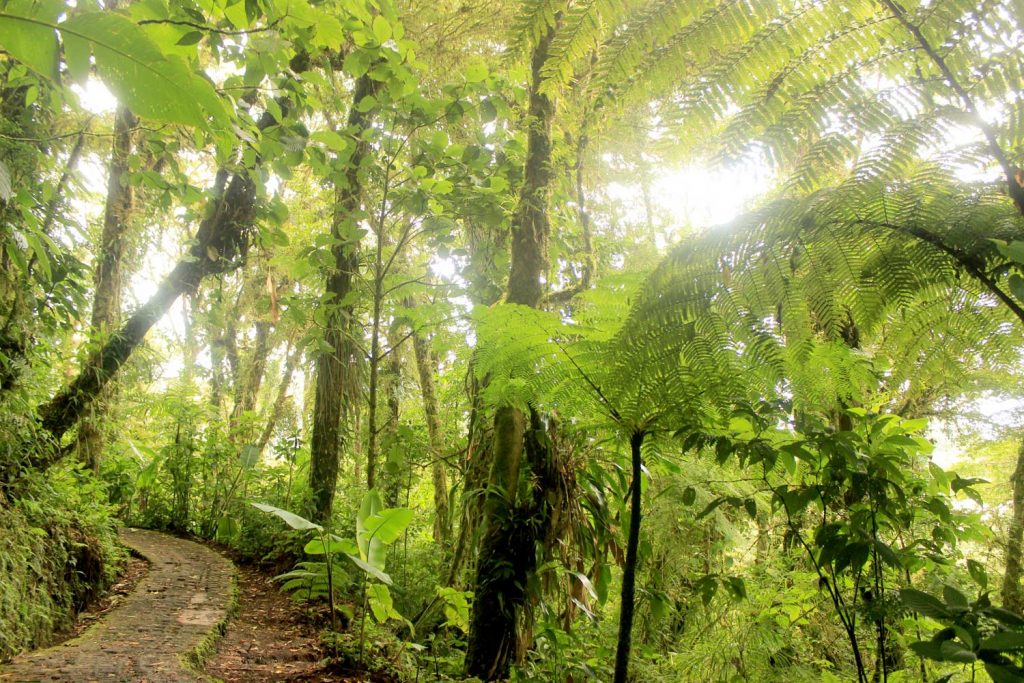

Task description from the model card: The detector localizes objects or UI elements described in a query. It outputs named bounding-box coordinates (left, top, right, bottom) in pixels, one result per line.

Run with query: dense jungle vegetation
left=3, top=0, right=1024, bottom=680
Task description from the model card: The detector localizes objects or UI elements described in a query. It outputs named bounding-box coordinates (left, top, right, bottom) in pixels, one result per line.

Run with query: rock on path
left=1, top=528, right=234, bottom=683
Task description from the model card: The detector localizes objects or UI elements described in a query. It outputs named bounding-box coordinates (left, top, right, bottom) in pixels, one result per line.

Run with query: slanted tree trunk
left=465, top=22, right=557, bottom=681
left=1004, top=438, right=1024, bottom=611
left=411, top=326, right=450, bottom=547
left=76, top=106, right=137, bottom=472
left=34, top=142, right=266, bottom=463
left=308, top=74, right=375, bottom=524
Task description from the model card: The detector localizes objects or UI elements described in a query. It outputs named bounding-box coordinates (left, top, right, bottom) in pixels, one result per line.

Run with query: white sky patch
left=72, top=78, right=118, bottom=115
left=607, top=160, right=775, bottom=242
left=429, top=255, right=458, bottom=279
left=931, top=395, right=1024, bottom=468
left=653, top=164, right=772, bottom=228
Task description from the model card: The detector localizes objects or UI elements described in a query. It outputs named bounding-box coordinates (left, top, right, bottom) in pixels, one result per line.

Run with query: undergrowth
left=0, top=463, right=125, bottom=660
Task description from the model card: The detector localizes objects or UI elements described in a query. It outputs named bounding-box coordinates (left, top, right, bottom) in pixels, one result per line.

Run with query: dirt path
left=0, top=528, right=234, bottom=683
left=201, top=564, right=326, bottom=682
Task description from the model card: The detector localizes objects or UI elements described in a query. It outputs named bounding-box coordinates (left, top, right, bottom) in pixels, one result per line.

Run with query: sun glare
left=72, top=78, right=118, bottom=115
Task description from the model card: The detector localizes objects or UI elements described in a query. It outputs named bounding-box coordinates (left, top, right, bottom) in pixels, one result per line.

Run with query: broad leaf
left=361, top=508, right=414, bottom=546
left=901, top=588, right=951, bottom=620
left=345, top=553, right=392, bottom=585
left=304, top=538, right=357, bottom=556
left=251, top=502, right=322, bottom=531
left=981, top=631, right=1024, bottom=652
left=0, top=0, right=61, bottom=82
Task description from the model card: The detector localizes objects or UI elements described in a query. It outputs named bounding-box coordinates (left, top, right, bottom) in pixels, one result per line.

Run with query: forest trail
left=0, top=529, right=234, bottom=683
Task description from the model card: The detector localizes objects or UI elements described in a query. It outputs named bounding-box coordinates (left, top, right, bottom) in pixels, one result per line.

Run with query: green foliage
left=902, top=586, right=1024, bottom=681
left=253, top=490, right=414, bottom=642
left=0, top=4, right=229, bottom=129
left=1, top=0, right=1023, bottom=681
left=0, top=463, right=125, bottom=659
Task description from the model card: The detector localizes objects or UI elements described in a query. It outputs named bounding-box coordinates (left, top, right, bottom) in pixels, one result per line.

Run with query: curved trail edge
left=1, top=528, right=235, bottom=683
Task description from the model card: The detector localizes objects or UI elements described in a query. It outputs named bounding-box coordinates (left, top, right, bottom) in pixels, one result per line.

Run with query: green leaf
left=343, top=49, right=371, bottom=78
left=64, top=29, right=90, bottom=83
left=967, top=559, right=988, bottom=589
left=464, top=61, right=488, bottom=83
left=981, top=631, right=1024, bottom=651
left=176, top=30, right=203, bottom=45
left=367, top=583, right=392, bottom=621
left=951, top=476, right=987, bottom=493
left=345, top=553, right=392, bottom=585
left=994, top=240, right=1024, bottom=266
left=371, top=15, right=390, bottom=43
left=938, top=640, right=976, bottom=663
left=356, top=489, right=384, bottom=568
left=240, top=444, right=260, bottom=468
left=908, top=640, right=945, bottom=662
left=216, top=516, right=240, bottom=542
left=986, top=607, right=1024, bottom=627
left=311, top=130, right=350, bottom=152
left=723, top=576, right=746, bottom=600
left=479, top=97, right=497, bottom=123
left=1010, top=274, right=1024, bottom=303
left=900, top=417, right=928, bottom=433
left=60, top=12, right=230, bottom=129
left=362, top=507, right=414, bottom=546
left=304, top=538, right=357, bottom=555
left=355, top=94, right=377, bottom=113
left=943, top=585, right=969, bottom=610
left=697, top=496, right=731, bottom=520
left=0, top=0, right=61, bottom=82
left=251, top=502, right=322, bottom=531
left=314, top=14, right=344, bottom=49
left=681, top=486, right=696, bottom=506
left=985, top=662, right=1024, bottom=683
left=223, top=1, right=250, bottom=29
left=901, top=588, right=951, bottom=619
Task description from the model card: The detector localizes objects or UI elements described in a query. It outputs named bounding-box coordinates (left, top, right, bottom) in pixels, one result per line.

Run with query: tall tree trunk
left=465, top=22, right=557, bottom=681
left=614, top=430, right=645, bottom=683
left=75, top=106, right=137, bottom=471
left=1004, top=437, right=1024, bottom=611
left=308, top=74, right=375, bottom=524
left=380, top=327, right=403, bottom=507
left=411, top=326, right=450, bottom=547
left=365, top=237, right=384, bottom=493
left=444, top=218, right=505, bottom=589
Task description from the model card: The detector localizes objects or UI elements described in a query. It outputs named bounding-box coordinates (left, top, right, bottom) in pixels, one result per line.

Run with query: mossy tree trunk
left=76, top=105, right=137, bottom=473
left=412, top=327, right=450, bottom=548
left=256, top=342, right=300, bottom=456
left=380, top=326, right=404, bottom=507
left=464, top=23, right=556, bottom=681
left=308, top=74, right=375, bottom=524
left=1004, top=438, right=1024, bottom=611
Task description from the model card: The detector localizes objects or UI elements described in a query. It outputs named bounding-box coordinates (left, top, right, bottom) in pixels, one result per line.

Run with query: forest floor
left=0, top=529, right=379, bottom=683
left=201, top=561, right=330, bottom=682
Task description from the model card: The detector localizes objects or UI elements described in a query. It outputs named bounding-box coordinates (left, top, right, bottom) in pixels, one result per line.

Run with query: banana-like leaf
left=251, top=502, right=322, bottom=531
